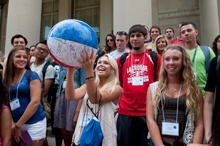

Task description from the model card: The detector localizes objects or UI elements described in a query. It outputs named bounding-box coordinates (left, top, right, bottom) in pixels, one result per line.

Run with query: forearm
left=147, top=119, right=163, bottom=146
left=65, top=68, right=76, bottom=100
left=193, top=122, right=204, bottom=143
left=15, top=101, right=39, bottom=128
left=204, top=92, right=214, bottom=142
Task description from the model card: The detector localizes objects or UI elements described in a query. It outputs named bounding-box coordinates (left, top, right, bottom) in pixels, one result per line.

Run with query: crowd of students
left=0, top=22, right=219, bottom=146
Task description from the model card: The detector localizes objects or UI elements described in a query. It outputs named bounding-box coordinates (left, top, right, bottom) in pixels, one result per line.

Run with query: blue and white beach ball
left=47, top=19, right=98, bottom=68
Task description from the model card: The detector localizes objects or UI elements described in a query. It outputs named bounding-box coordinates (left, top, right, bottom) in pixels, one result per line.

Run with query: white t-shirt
left=109, top=49, right=130, bottom=60
left=30, top=61, right=55, bottom=88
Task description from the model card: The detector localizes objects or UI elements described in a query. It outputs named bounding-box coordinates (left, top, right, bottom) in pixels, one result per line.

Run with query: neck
left=167, top=74, right=182, bottom=84
left=117, top=47, right=126, bottom=53
left=178, top=34, right=181, bottom=39
left=132, top=46, right=145, bottom=54
left=167, top=37, right=173, bottom=41
left=151, top=39, right=155, bottom=44
left=184, top=41, right=197, bottom=50
left=98, top=77, right=107, bottom=87
left=35, top=58, right=45, bottom=66
left=111, top=46, right=116, bottom=52
left=14, top=68, right=26, bottom=77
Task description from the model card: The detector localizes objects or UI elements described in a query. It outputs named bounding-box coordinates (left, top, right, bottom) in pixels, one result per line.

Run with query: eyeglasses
left=107, top=39, right=114, bottom=42
left=35, top=47, right=48, bottom=53
left=116, top=31, right=127, bottom=35
left=217, top=41, right=220, bottom=43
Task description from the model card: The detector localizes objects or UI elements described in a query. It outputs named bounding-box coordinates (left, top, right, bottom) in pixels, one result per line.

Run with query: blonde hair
left=95, top=54, right=119, bottom=93
left=154, top=34, right=168, bottom=55
left=155, top=45, right=200, bottom=115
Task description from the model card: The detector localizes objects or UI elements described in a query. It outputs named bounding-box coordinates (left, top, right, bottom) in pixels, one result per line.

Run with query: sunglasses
left=107, top=39, right=114, bottom=42
left=116, top=31, right=127, bottom=35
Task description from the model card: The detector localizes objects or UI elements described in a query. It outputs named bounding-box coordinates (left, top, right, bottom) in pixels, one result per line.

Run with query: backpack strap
left=200, top=46, right=210, bottom=75
left=120, top=52, right=128, bottom=70
left=42, top=62, right=50, bottom=90
left=148, top=50, right=158, bottom=81
left=27, top=71, right=33, bottom=84
left=216, top=55, right=220, bottom=71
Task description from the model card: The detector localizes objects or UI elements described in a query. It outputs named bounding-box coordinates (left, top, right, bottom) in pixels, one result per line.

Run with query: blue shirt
left=10, top=70, right=46, bottom=124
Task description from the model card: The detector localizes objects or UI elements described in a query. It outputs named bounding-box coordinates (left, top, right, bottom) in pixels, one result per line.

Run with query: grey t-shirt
left=109, top=49, right=130, bottom=60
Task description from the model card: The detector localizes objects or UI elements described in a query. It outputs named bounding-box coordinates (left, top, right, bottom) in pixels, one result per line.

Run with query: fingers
left=20, top=135, right=26, bottom=143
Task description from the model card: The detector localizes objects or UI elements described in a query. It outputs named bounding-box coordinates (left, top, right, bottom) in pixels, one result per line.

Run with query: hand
left=12, top=124, right=26, bottom=144
left=73, top=112, right=79, bottom=127
left=78, top=49, right=97, bottom=76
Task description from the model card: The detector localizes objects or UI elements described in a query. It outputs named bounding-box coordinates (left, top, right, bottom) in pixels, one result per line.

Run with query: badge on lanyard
left=78, top=112, right=93, bottom=126
left=10, top=98, right=21, bottom=111
left=162, top=121, right=179, bottom=136
left=132, top=77, right=143, bottom=86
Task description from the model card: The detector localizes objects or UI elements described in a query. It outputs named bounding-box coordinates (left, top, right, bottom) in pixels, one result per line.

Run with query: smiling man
left=181, top=22, right=215, bottom=97
left=116, top=24, right=161, bottom=146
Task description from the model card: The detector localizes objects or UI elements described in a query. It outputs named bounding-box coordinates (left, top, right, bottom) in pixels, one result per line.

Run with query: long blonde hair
left=153, top=34, right=168, bottom=55
left=95, top=54, right=119, bottom=93
left=155, top=45, right=200, bottom=115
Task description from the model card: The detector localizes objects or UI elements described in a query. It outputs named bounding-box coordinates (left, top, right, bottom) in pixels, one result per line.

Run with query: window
left=73, top=0, right=100, bottom=39
left=40, top=0, right=59, bottom=40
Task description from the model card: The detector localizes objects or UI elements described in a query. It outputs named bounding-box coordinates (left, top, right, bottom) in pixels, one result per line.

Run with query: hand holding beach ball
left=47, top=19, right=98, bottom=68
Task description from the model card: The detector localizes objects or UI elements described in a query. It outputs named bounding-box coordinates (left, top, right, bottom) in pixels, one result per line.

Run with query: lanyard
left=161, top=84, right=182, bottom=123
left=192, top=45, right=199, bottom=64
left=9, top=70, right=26, bottom=101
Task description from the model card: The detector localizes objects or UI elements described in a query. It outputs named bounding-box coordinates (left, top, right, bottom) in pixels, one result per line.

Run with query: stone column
left=5, top=0, right=42, bottom=55
left=113, top=0, right=152, bottom=34
left=200, top=0, right=220, bottom=46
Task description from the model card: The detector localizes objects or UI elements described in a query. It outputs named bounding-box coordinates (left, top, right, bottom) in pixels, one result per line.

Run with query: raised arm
left=65, top=68, right=86, bottom=101
left=78, top=49, right=121, bottom=104
left=193, top=86, right=204, bottom=144
left=146, top=86, right=164, bottom=146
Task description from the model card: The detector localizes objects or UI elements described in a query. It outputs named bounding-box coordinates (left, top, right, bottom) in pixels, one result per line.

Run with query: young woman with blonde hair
left=146, top=45, right=204, bottom=145
left=65, top=50, right=122, bottom=146
left=154, top=35, right=168, bottom=56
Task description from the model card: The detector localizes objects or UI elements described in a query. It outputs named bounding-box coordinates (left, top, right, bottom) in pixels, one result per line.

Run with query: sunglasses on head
left=107, top=39, right=114, bottom=42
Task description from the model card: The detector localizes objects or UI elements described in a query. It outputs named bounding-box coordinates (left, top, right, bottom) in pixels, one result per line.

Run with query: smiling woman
left=3, top=47, right=46, bottom=146
left=65, top=51, right=122, bottom=146
left=147, top=45, right=204, bottom=146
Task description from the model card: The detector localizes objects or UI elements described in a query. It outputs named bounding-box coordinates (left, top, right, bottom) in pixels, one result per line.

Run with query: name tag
left=194, top=72, right=197, bottom=80
left=132, top=77, right=143, bottom=86
left=78, top=113, right=93, bottom=126
left=62, top=80, right=66, bottom=89
left=10, top=98, right=20, bottom=111
left=162, top=121, right=179, bottom=136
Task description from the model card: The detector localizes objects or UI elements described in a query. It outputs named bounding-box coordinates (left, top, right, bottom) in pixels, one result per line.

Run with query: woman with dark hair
left=104, top=34, right=116, bottom=53
left=212, top=35, right=220, bottom=56
left=145, top=25, right=161, bottom=50
left=3, top=47, right=46, bottom=146
left=147, top=45, right=203, bottom=145
left=0, top=80, right=12, bottom=146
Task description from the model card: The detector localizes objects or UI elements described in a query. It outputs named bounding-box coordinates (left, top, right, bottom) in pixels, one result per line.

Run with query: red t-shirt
left=169, top=37, right=184, bottom=46
left=117, top=50, right=161, bottom=116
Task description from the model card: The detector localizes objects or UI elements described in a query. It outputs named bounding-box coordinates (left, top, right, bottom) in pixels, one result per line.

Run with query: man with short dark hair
left=11, top=34, right=28, bottom=47
left=165, top=27, right=175, bottom=42
left=116, top=24, right=161, bottom=146
left=30, top=40, right=55, bottom=98
left=109, top=31, right=130, bottom=60
left=181, top=22, right=215, bottom=97
left=170, top=22, right=184, bottom=46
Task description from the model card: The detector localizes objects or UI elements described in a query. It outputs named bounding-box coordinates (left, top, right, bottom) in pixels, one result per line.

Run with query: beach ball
left=47, top=19, right=98, bottom=68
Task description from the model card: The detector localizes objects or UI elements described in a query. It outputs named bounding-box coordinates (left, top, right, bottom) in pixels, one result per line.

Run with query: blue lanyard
left=192, top=45, right=199, bottom=64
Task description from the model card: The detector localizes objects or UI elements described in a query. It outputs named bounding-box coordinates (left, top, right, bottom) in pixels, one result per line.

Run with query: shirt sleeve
left=30, top=71, right=40, bottom=81
left=156, top=54, right=162, bottom=81
left=205, top=57, right=217, bottom=92
left=45, top=65, right=55, bottom=79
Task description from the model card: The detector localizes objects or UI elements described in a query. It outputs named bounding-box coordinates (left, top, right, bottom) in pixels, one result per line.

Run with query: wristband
left=86, top=76, right=94, bottom=80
